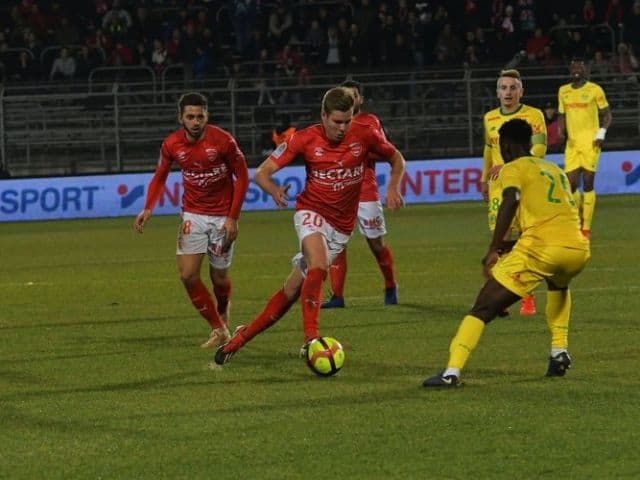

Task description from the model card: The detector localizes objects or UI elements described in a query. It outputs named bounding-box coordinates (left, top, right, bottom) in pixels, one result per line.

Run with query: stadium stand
left=0, top=0, right=638, bottom=177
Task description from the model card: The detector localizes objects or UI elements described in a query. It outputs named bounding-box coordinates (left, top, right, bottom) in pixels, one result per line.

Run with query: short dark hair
left=178, top=92, right=208, bottom=114
left=340, top=79, right=362, bottom=95
left=498, top=118, right=532, bottom=146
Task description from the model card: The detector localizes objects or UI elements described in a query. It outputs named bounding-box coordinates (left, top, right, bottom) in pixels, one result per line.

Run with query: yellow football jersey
left=557, top=81, right=609, bottom=143
left=499, top=156, right=589, bottom=250
left=482, top=104, right=547, bottom=181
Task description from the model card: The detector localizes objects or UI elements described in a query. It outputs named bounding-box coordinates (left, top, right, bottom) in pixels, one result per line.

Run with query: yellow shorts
left=491, top=243, right=590, bottom=297
left=564, top=141, right=601, bottom=172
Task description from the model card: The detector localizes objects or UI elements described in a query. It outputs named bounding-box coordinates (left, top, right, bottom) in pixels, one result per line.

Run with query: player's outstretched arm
left=134, top=209, right=151, bottom=234
left=385, top=150, right=406, bottom=210
left=255, top=158, right=290, bottom=208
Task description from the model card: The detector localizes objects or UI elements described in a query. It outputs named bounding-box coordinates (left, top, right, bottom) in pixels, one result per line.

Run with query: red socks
left=301, top=268, right=327, bottom=341
left=185, top=279, right=224, bottom=329
left=234, top=288, right=298, bottom=349
left=213, top=280, right=231, bottom=315
left=376, top=245, right=397, bottom=289
left=329, top=249, right=347, bottom=298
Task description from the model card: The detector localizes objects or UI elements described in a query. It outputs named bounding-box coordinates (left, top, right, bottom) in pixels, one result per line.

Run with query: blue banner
left=1, top=151, right=639, bottom=222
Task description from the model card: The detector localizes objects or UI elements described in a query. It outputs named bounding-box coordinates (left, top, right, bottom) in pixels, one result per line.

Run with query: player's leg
left=322, top=248, right=347, bottom=308
left=214, top=267, right=304, bottom=364
left=544, top=247, right=590, bottom=376
left=366, top=236, right=398, bottom=305
left=300, top=232, right=330, bottom=341
left=580, top=169, right=596, bottom=238
left=206, top=219, right=236, bottom=322
left=358, top=201, right=397, bottom=305
left=423, top=278, right=520, bottom=387
left=176, top=214, right=227, bottom=346
left=544, top=282, right=573, bottom=376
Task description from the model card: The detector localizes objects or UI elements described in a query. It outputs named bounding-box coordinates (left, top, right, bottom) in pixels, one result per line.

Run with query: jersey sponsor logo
left=314, top=147, right=324, bottom=157
left=272, top=141, right=287, bottom=159
left=565, top=102, right=588, bottom=108
left=349, top=142, right=363, bottom=157
left=622, top=160, right=640, bottom=185
left=118, top=184, right=145, bottom=208
left=311, top=165, right=364, bottom=182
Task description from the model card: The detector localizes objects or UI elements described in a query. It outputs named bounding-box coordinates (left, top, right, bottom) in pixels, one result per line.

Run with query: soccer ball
left=305, top=337, right=345, bottom=377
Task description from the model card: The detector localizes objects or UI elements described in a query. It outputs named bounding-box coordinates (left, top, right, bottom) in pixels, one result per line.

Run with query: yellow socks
left=546, top=290, right=571, bottom=351
left=582, top=190, right=596, bottom=230
left=447, top=315, right=486, bottom=370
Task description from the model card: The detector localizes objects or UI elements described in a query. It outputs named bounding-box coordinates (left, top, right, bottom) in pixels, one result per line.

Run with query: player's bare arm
left=221, top=217, right=238, bottom=252
left=483, top=187, right=519, bottom=276
left=594, top=107, right=612, bottom=148
left=385, top=150, right=406, bottom=210
left=557, top=113, right=566, bottom=143
left=134, top=209, right=152, bottom=234
left=255, top=157, right=291, bottom=208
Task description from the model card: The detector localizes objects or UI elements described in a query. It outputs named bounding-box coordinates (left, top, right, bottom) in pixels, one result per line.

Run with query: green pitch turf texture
left=1, top=196, right=639, bottom=479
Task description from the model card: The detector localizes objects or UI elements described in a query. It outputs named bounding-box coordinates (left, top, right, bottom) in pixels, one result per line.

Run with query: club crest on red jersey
left=349, top=142, right=363, bottom=157
left=205, top=148, right=218, bottom=162
left=314, top=147, right=325, bottom=157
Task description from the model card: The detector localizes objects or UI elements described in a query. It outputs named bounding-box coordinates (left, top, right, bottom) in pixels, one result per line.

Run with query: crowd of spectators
left=0, top=0, right=639, bottom=86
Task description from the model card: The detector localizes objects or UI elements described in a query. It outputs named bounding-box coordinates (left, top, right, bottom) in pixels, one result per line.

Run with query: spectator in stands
left=108, top=41, right=134, bottom=66
left=22, top=29, right=42, bottom=62
left=353, top=0, right=377, bottom=46
left=417, top=9, right=438, bottom=66
left=193, top=45, right=214, bottom=79
left=589, top=50, right=610, bottom=80
left=605, top=0, right=624, bottom=44
left=268, top=3, right=292, bottom=50
left=166, top=27, right=183, bottom=63
left=346, top=23, right=368, bottom=67
left=231, top=0, right=255, bottom=54
left=582, top=0, right=596, bottom=25
left=611, top=42, right=639, bottom=78
left=526, top=27, right=549, bottom=61
left=625, top=1, right=640, bottom=55
left=24, top=3, right=49, bottom=40
left=74, top=44, right=99, bottom=79
left=102, top=0, right=132, bottom=41
left=566, top=30, right=587, bottom=59
left=543, top=101, right=560, bottom=152
left=435, top=23, right=463, bottom=65
left=304, top=18, right=326, bottom=65
left=516, top=0, right=537, bottom=41
left=49, top=46, right=75, bottom=80
left=130, top=5, right=157, bottom=45
left=54, top=16, right=80, bottom=46
left=11, top=50, right=39, bottom=82
left=151, top=38, right=168, bottom=73
left=325, top=26, right=340, bottom=67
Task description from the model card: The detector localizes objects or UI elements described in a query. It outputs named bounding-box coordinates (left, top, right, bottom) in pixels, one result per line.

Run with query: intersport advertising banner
left=1, top=151, right=639, bottom=222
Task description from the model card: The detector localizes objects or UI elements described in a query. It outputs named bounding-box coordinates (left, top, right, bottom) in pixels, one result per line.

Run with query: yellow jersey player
left=557, top=57, right=612, bottom=239
left=423, top=119, right=590, bottom=387
left=482, top=69, right=547, bottom=316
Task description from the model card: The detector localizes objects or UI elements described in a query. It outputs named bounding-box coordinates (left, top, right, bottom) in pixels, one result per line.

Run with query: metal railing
left=1, top=69, right=639, bottom=178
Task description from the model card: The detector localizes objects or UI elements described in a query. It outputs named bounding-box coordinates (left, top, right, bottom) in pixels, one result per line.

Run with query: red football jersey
left=355, top=111, right=386, bottom=202
left=145, top=125, right=249, bottom=218
left=270, top=121, right=396, bottom=234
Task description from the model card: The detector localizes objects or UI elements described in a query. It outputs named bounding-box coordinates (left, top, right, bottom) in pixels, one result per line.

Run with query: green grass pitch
left=1, top=196, right=639, bottom=479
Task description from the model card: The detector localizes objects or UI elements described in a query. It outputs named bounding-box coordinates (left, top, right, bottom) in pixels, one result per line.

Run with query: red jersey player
left=322, top=79, right=399, bottom=309
left=214, top=86, right=405, bottom=366
left=134, top=92, right=250, bottom=351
